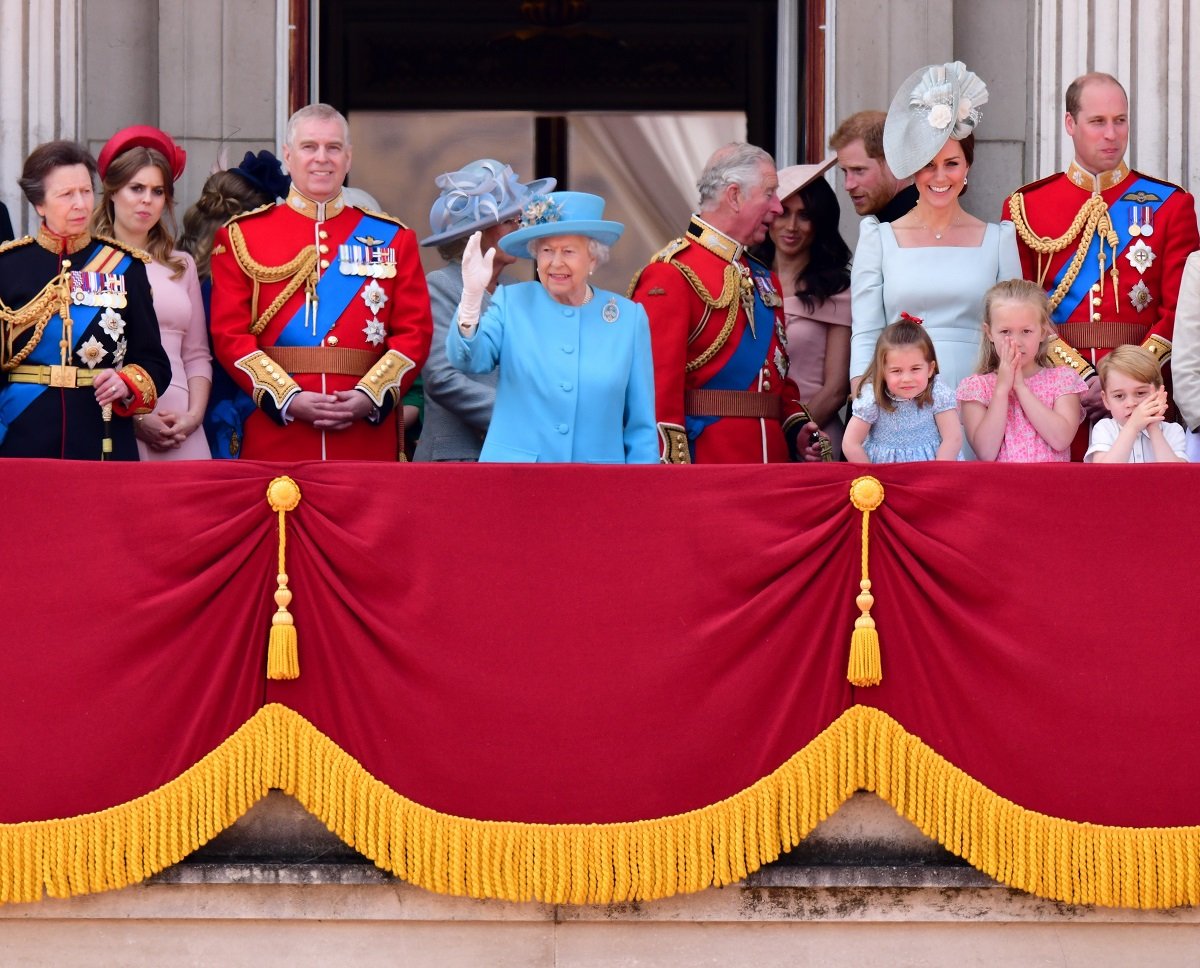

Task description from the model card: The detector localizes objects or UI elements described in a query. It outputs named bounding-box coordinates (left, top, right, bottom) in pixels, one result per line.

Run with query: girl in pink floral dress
left=957, top=279, right=1086, bottom=461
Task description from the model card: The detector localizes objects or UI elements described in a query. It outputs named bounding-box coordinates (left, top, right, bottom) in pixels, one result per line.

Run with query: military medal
left=360, top=279, right=389, bottom=314
left=70, top=271, right=127, bottom=308
left=601, top=297, right=619, bottom=323
left=99, top=307, right=126, bottom=341
left=773, top=347, right=787, bottom=381
left=1125, top=239, right=1156, bottom=275
left=1127, top=204, right=1155, bottom=238
left=753, top=273, right=782, bottom=308
left=340, top=238, right=397, bottom=278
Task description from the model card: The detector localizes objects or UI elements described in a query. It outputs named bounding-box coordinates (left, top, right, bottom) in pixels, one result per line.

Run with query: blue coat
left=447, top=281, right=657, bottom=463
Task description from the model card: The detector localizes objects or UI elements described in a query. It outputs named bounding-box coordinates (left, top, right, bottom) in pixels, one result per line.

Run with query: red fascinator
left=97, top=125, right=187, bottom=181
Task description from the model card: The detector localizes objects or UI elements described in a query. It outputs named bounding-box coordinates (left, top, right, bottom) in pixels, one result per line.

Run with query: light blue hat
left=420, top=158, right=555, bottom=247
left=498, top=191, right=625, bottom=259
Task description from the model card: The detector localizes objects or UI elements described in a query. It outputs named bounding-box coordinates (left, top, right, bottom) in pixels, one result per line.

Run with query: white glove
left=457, top=231, right=495, bottom=335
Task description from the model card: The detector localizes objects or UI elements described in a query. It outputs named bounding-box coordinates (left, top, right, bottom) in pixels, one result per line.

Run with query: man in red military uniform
left=1004, top=72, right=1199, bottom=455
left=629, top=143, right=813, bottom=463
left=211, top=103, right=431, bottom=460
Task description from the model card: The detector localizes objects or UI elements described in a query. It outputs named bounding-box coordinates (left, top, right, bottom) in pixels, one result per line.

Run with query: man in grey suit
left=413, top=159, right=554, bottom=461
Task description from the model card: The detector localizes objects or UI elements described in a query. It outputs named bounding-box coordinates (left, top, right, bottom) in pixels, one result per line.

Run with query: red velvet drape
left=1, top=460, right=1196, bottom=829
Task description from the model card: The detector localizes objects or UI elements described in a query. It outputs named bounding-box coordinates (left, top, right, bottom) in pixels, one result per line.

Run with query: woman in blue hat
left=447, top=191, right=657, bottom=463
left=414, top=159, right=553, bottom=461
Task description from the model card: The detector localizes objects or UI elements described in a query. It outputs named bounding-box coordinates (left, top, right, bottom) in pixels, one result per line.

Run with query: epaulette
left=223, top=202, right=275, bottom=228
left=94, top=234, right=151, bottom=264
left=650, top=236, right=690, bottom=264
left=360, top=207, right=409, bottom=230
left=0, top=235, right=35, bottom=256
left=1010, top=172, right=1061, bottom=198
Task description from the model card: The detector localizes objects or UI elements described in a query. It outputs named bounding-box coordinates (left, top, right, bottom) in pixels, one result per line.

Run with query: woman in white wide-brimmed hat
left=849, top=61, right=1021, bottom=456
left=413, top=159, right=553, bottom=462
left=447, top=190, right=657, bottom=463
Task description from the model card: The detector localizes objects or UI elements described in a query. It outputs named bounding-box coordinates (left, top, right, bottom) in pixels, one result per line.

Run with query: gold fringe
left=3, top=705, right=1199, bottom=909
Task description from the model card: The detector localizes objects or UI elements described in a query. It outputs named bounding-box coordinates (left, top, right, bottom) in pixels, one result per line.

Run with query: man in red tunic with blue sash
left=629, top=143, right=811, bottom=463
left=211, top=104, right=431, bottom=461
left=1004, top=73, right=1199, bottom=455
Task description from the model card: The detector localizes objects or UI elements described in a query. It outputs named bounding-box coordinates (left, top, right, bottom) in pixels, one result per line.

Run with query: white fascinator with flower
left=882, top=61, right=989, bottom=180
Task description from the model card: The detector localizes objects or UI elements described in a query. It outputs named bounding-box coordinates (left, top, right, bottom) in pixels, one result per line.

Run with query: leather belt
left=266, top=346, right=381, bottom=377
left=1056, top=321, right=1150, bottom=351
left=6, top=364, right=98, bottom=387
left=685, top=388, right=781, bottom=420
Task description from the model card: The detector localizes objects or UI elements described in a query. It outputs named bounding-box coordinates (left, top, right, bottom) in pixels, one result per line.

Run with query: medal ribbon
left=0, top=246, right=130, bottom=446
left=275, top=214, right=400, bottom=347
left=686, top=261, right=779, bottom=441
left=1049, top=177, right=1176, bottom=326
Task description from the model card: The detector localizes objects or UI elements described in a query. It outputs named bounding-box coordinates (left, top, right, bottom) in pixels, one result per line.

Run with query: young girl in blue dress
left=842, top=314, right=962, bottom=462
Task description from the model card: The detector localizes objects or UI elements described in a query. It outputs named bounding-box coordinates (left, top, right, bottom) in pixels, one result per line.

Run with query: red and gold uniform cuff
left=113, top=365, right=157, bottom=416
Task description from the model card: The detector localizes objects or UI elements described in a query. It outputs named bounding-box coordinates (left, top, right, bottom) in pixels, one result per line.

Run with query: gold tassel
left=266, top=476, right=302, bottom=680
left=847, top=476, right=884, bottom=687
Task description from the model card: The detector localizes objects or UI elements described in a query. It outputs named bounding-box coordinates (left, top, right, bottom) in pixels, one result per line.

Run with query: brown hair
left=829, top=111, right=886, bottom=159
left=178, top=170, right=274, bottom=281
left=976, top=279, right=1056, bottom=374
left=90, top=147, right=186, bottom=278
left=857, top=317, right=939, bottom=413
left=1065, top=72, right=1127, bottom=118
left=1097, top=344, right=1163, bottom=389
left=18, top=140, right=97, bottom=207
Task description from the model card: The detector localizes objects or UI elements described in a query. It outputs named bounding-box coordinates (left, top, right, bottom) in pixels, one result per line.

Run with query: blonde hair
left=1097, top=344, right=1163, bottom=389
left=976, top=279, right=1056, bottom=374
left=857, top=317, right=938, bottom=413
left=90, top=146, right=186, bottom=278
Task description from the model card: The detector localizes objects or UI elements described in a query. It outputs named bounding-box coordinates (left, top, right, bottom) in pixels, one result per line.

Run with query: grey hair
left=285, top=103, right=351, bottom=149
left=697, top=142, right=775, bottom=210
left=526, top=236, right=611, bottom=265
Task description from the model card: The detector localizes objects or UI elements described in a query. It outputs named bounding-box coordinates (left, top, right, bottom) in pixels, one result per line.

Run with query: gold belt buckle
left=49, top=365, right=79, bottom=388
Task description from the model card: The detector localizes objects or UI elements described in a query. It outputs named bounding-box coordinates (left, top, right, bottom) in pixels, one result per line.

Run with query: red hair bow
left=899, top=311, right=924, bottom=325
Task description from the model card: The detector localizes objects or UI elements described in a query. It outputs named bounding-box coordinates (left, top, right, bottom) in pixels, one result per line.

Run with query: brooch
left=601, top=297, right=620, bottom=323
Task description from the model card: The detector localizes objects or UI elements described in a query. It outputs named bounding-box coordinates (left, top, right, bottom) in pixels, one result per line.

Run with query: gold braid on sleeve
left=1008, top=193, right=1119, bottom=312
left=228, top=222, right=319, bottom=336
left=676, top=262, right=746, bottom=373
left=0, top=271, right=71, bottom=370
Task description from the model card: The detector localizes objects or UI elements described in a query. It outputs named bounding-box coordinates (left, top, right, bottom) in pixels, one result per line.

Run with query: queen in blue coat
left=447, top=191, right=657, bottom=463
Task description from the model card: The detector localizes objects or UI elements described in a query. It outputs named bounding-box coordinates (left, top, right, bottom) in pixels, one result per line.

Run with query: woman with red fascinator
left=92, top=126, right=212, bottom=460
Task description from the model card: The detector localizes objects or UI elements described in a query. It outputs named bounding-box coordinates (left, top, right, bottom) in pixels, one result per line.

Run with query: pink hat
left=776, top=156, right=837, bottom=201
left=97, top=125, right=186, bottom=181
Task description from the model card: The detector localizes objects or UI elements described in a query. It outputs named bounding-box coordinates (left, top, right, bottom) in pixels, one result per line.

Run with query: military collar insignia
left=1066, top=160, right=1130, bottom=194
left=685, top=215, right=743, bottom=263
left=36, top=224, right=91, bottom=255
left=286, top=186, right=346, bottom=221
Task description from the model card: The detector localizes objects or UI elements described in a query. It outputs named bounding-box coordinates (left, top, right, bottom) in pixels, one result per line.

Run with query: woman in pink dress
left=758, top=159, right=852, bottom=458
left=91, top=126, right=212, bottom=460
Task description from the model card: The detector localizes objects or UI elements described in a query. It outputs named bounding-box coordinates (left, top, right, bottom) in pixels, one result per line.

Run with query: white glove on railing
left=457, top=231, right=496, bottom=336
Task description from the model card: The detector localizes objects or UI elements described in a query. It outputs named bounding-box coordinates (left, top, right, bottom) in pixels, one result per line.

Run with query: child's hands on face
left=1129, top=385, right=1169, bottom=432
left=995, top=335, right=1020, bottom=391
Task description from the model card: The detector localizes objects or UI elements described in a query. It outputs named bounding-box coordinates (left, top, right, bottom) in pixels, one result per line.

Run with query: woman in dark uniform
left=0, top=140, right=169, bottom=459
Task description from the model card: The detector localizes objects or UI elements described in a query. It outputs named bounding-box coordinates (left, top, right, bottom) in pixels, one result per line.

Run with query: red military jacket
left=210, top=186, right=432, bottom=460
left=1004, top=161, right=1199, bottom=377
left=629, top=216, right=805, bottom=463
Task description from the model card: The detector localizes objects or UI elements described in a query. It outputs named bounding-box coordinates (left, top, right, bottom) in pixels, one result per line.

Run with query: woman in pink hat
left=758, top=159, right=852, bottom=458
left=92, top=126, right=212, bottom=460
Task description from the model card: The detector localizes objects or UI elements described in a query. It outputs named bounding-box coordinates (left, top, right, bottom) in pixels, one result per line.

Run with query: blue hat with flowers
left=883, top=61, right=988, bottom=180
left=498, top=191, right=624, bottom=258
left=421, top=159, right=555, bottom=247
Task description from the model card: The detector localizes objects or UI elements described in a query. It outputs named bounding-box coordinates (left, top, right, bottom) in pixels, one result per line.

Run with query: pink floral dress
left=956, top=366, right=1087, bottom=462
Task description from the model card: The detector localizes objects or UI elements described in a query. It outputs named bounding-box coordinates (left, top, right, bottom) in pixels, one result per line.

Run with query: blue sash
left=0, top=250, right=132, bottom=446
left=686, top=261, right=778, bottom=442
left=274, top=213, right=400, bottom=347
left=1049, top=177, right=1176, bottom=325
